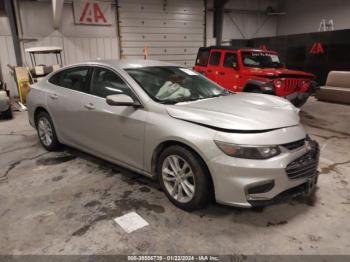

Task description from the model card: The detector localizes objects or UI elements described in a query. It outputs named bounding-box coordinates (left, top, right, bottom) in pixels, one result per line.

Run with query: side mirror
left=232, top=62, right=239, bottom=70
left=106, top=94, right=141, bottom=107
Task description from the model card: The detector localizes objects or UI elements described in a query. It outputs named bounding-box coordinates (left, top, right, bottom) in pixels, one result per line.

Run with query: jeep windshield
left=242, top=51, right=282, bottom=68
left=126, top=66, right=230, bottom=104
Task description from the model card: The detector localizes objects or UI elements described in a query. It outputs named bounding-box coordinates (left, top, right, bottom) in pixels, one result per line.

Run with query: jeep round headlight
left=274, top=79, right=282, bottom=88
left=215, top=141, right=281, bottom=159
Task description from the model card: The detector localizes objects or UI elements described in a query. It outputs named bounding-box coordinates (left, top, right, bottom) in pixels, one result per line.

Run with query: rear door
left=193, top=47, right=210, bottom=74
left=46, top=66, right=91, bottom=145
left=205, top=50, right=222, bottom=83
left=217, top=51, right=240, bottom=91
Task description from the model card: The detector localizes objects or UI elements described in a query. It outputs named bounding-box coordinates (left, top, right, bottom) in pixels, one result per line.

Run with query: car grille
left=282, top=139, right=305, bottom=150
left=286, top=141, right=320, bottom=179
left=283, top=79, right=304, bottom=92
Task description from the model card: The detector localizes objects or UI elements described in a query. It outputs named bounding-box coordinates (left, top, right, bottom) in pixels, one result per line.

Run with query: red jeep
left=193, top=46, right=319, bottom=107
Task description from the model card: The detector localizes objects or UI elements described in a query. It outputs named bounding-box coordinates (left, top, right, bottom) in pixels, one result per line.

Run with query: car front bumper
left=207, top=140, right=319, bottom=208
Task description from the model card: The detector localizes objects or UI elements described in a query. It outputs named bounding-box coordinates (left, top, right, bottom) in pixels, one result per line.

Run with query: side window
left=209, top=51, right=221, bottom=66
left=48, top=66, right=90, bottom=93
left=196, top=49, right=210, bottom=66
left=90, top=67, right=134, bottom=99
left=223, top=53, right=238, bottom=68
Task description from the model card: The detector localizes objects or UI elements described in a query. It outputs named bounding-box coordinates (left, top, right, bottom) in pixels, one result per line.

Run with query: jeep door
left=205, top=50, right=222, bottom=83
left=217, top=51, right=241, bottom=91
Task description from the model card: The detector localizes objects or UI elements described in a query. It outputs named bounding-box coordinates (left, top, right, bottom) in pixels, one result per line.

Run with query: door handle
left=207, top=70, right=212, bottom=73
left=49, top=94, right=58, bottom=100
left=219, top=72, right=225, bottom=75
left=84, top=103, right=95, bottom=110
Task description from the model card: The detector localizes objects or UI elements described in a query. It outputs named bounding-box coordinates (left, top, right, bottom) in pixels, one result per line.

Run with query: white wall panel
left=121, top=41, right=203, bottom=48
left=120, top=19, right=204, bottom=28
left=122, top=47, right=199, bottom=55
left=120, top=27, right=203, bottom=34
left=18, top=1, right=119, bottom=66
left=118, top=0, right=205, bottom=66
left=118, top=0, right=203, bottom=8
left=121, top=33, right=203, bottom=42
left=63, top=37, right=119, bottom=65
left=119, top=12, right=203, bottom=21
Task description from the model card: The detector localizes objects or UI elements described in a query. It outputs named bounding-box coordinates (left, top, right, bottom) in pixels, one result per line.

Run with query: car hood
left=166, top=93, right=300, bottom=131
left=246, top=68, right=315, bottom=79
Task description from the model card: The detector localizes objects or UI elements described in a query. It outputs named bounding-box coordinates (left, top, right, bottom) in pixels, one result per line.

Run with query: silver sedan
left=27, top=60, right=320, bottom=211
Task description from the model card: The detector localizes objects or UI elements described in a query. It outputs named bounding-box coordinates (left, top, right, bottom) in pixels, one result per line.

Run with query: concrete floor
left=0, top=97, right=350, bottom=255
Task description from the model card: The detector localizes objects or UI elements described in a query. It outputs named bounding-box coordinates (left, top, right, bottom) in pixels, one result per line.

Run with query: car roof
left=81, top=59, right=180, bottom=69
left=199, top=46, right=277, bottom=53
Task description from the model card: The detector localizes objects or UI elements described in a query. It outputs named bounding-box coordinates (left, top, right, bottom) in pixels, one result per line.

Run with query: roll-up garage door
left=117, top=0, right=205, bottom=67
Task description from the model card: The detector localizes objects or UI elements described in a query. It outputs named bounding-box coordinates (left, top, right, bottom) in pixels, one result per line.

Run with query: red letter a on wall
left=93, top=3, right=107, bottom=23
left=310, top=42, right=325, bottom=54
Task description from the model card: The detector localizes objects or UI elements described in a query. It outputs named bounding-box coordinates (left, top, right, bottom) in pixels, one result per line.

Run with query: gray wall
left=277, top=0, right=350, bottom=35
left=18, top=1, right=119, bottom=67
left=206, top=0, right=279, bottom=44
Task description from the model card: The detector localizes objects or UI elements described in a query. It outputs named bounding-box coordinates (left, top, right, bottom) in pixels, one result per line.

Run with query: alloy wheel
left=38, top=117, right=53, bottom=146
left=161, top=155, right=196, bottom=203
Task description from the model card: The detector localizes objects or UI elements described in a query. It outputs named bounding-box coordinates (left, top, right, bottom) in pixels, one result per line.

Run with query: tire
left=2, top=106, right=12, bottom=119
left=157, top=145, right=212, bottom=211
left=293, top=98, right=308, bottom=108
left=35, top=111, right=61, bottom=151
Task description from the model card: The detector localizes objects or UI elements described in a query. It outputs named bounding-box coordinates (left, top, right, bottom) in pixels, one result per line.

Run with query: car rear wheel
left=158, top=145, right=211, bottom=211
left=36, top=111, right=61, bottom=151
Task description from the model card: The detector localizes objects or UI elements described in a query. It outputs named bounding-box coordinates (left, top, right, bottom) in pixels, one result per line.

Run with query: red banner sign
left=74, top=0, right=112, bottom=25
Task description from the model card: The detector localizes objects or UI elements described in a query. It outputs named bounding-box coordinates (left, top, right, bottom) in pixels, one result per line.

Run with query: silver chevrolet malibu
left=27, top=60, right=320, bottom=211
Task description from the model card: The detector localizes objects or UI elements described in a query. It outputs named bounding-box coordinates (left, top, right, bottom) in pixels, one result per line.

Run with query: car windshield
left=125, top=66, right=231, bottom=104
left=242, top=51, right=282, bottom=68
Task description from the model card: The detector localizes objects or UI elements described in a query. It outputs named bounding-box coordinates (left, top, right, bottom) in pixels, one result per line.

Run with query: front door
left=80, top=66, right=146, bottom=170
left=217, top=51, right=240, bottom=91
left=205, top=50, right=222, bottom=83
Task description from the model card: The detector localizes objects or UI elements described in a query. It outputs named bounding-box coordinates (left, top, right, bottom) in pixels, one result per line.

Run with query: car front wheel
left=36, top=111, right=61, bottom=151
left=158, top=145, right=211, bottom=211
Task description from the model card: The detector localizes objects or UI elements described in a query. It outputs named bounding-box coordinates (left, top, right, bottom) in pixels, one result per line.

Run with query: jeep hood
left=166, top=93, right=300, bottom=131
left=246, top=68, right=315, bottom=79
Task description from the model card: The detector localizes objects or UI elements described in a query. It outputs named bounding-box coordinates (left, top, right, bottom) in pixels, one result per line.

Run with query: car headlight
left=214, top=141, right=281, bottom=159
left=274, top=79, right=282, bottom=88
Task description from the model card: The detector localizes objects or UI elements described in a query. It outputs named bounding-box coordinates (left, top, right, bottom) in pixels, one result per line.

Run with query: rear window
left=48, top=66, right=90, bottom=92
left=209, top=52, right=221, bottom=66
left=195, top=49, right=210, bottom=66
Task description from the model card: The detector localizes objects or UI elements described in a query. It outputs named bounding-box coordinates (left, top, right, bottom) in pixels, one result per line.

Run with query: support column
left=213, top=0, right=228, bottom=46
left=4, top=0, right=22, bottom=66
